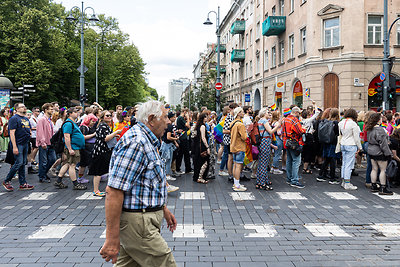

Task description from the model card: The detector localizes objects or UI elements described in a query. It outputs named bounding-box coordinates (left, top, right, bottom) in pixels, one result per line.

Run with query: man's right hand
left=100, top=239, right=120, bottom=264
left=41, top=144, right=47, bottom=150
left=69, top=149, right=75, bottom=156
left=13, top=147, right=18, bottom=155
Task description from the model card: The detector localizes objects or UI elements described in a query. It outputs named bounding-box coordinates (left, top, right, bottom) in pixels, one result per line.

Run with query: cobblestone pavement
left=1, top=163, right=400, bottom=267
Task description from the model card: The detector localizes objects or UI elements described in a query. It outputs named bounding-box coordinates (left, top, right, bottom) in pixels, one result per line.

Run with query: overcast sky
left=56, top=0, right=232, bottom=101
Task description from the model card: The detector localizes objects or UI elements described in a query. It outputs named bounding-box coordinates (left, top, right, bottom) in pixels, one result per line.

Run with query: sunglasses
left=105, top=114, right=112, bottom=117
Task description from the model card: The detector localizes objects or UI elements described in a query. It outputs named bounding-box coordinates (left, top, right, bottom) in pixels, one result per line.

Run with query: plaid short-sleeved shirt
left=223, top=114, right=234, bottom=146
left=108, top=122, right=167, bottom=210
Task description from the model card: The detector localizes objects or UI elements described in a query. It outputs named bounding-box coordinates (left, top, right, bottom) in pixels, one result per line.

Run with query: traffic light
left=389, top=75, right=400, bottom=98
left=374, top=81, right=384, bottom=93
left=79, top=93, right=88, bottom=103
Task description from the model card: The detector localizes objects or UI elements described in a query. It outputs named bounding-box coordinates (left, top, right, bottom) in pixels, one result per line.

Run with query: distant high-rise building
left=168, top=78, right=190, bottom=107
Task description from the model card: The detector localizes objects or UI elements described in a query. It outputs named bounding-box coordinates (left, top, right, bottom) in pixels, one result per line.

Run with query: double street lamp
left=96, top=41, right=105, bottom=103
left=204, top=6, right=221, bottom=114
left=66, top=1, right=99, bottom=107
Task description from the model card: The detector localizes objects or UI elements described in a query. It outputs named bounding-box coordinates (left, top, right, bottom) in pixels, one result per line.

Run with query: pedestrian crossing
left=1, top=222, right=398, bottom=239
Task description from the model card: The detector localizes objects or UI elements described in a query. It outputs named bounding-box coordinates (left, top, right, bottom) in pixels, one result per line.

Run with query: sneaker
left=273, top=169, right=284, bottom=174
left=316, top=176, right=327, bottom=182
left=251, top=173, right=257, bottom=179
left=167, top=184, right=179, bottom=193
left=2, top=181, right=13, bottom=192
left=175, top=171, right=184, bottom=175
left=343, top=183, right=357, bottom=190
left=39, top=178, right=51, bottom=183
left=282, top=167, right=286, bottom=172
left=290, top=182, right=305, bottom=189
left=341, top=179, right=345, bottom=188
left=73, top=183, right=87, bottom=190
left=77, top=177, right=89, bottom=184
left=232, top=184, right=247, bottom=189
left=19, top=183, right=34, bottom=190
left=233, top=184, right=247, bottom=191
left=54, top=181, right=68, bottom=189
left=286, top=180, right=291, bottom=185
left=64, top=173, right=70, bottom=178
left=93, top=191, right=106, bottom=197
left=370, top=183, right=379, bottom=193
left=365, top=183, right=372, bottom=188
left=379, top=186, right=393, bottom=195
left=219, top=170, right=229, bottom=176
left=48, top=168, right=58, bottom=177
left=12, top=174, right=19, bottom=180
left=328, top=179, right=341, bottom=185
left=166, top=175, right=176, bottom=181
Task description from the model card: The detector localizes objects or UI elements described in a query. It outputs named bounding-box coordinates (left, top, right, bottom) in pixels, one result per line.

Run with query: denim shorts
left=233, top=151, right=245, bottom=164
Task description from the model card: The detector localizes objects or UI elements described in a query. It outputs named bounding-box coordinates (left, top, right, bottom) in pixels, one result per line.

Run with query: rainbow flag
left=270, top=103, right=277, bottom=110
left=283, top=108, right=291, bottom=116
left=213, top=116, right=226, bottom=144
left=381, top=122, right=388, bottom=129
left=305, top=88, right=310, bottom=98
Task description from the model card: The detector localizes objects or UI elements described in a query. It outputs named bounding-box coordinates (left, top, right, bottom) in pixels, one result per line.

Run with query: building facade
left=212, top=0, right=400, bottom=112
left=168, top=78, right=190, bottom=107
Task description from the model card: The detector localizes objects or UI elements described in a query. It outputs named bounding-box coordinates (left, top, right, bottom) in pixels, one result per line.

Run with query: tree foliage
left=0, top=0, right=155, bottom=108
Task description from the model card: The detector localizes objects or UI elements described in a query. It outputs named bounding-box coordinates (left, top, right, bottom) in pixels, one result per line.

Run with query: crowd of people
left=1, top=99, right=399, bottom=197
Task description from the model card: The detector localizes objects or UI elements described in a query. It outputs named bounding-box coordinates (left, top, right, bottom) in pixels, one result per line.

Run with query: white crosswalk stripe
left=76, top=192, right=103, bottom=200
left=179, top=192, right=205, bottom=200
left=21, top=192, right=55, bottom=201
left=100, top=229, right=106, bottom=238
left=325, top=192, right=358, bottom=200
left=304, top=223, right=351, bottom=237
left=244, top=224, right=277, bottom=237
left=277, top=192, right=307, bottom=200
left=373, top=192, right=400, bottom=200
left=229, top=192, right=255, bottom=201
left=371, top=223, right=400, bottom=237
left=173, top=224, right=205, bottom=238
left=28, top=225, right=75, bottom=239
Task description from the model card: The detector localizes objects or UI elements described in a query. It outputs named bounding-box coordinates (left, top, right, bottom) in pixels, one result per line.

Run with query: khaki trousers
left=114, top=210, right=176, bottom=267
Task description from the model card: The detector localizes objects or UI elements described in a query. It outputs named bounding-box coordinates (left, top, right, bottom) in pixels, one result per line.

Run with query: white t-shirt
left=55, top=119, right=63, bottom=132
left=29, top=116, right=38, bottom=138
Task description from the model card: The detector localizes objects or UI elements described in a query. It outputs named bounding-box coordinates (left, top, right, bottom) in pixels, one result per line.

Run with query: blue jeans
left=341, top=145, right=357, bottom=180
left=38, top=146, right=57, bottom=181
left=5, top=143, right=28, bottom=185
left=272, top=136, right=283, bottom=169
left=363, top=142, right=372, bottom=183
left=233, top=151, right=245, bottom=164
left=286, top=148, right=301, bottom=184
left=220, top=144, right=229, bottom=171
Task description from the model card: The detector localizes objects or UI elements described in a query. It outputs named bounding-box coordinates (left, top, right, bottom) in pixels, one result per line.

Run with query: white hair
left=136, top=100, right=164, bottom=123
left=259, top=107, right=267, bottom=118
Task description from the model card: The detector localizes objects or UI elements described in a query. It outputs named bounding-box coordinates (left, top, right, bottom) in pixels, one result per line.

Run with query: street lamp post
left=96, top=41, right=105, bottom=103
left=66, top=1, right=99, bottom=107
left=204, top=6, right=221, bottom=114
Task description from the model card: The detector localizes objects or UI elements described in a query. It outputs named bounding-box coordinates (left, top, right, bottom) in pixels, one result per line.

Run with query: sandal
left=93, top=191, right=106, bottom=197
left=54, top=181, right=68, bottom=189
left=256, top=184, right=273, bottom=190
left=197, top=178, right=208, bottom=184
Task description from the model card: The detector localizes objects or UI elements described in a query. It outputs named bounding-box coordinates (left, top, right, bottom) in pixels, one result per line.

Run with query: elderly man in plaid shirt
left=100, top=100, right=177, bottom=267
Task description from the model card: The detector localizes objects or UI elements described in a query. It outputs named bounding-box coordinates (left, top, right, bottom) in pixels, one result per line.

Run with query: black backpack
left=50, top=121, right=73, bottom=154
left=318, top=119, right=336, bottom=144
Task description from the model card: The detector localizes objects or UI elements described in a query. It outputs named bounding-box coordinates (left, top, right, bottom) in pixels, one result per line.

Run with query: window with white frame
left=272, top=46, right=276, bottom=67
left=246, top=33, right=249, bottom=48
left=324, top=17, right=340, bottom=47
left=264, top=50, right=269, bottom=71
left=256, top=54, right=260, bottom=73
left=300, top=27, right=306, bottom=53
left=250, top=1, right=254, bottom=15
left=289, top=34, right=295, bottom=59
left=398, top=15, right=400, bottom=45
left=279, top=0, right=284, bottom=16
left=250, top=29, right=253, bottom=44
left=235, top=69, right=238, bottom=83
left=245, top=63, right=248, bottom=79
left=290, top=0, right=294, bottom=13
left=367, top=15, right=383, bottom=44
left=250, top=60, right=253, bottom=77
left=279, top=41, right=284, bottom=64
left=256, top=22, right=261, bottom=39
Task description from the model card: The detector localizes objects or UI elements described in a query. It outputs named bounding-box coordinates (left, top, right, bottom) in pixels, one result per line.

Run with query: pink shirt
left=36, top=115, right=54, bottom=147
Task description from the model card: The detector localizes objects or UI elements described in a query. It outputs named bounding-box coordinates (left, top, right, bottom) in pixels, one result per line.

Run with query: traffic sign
left=24, top=89, right=36, bottom=93
left=24, top=84, right=34, bottom=88
left=24, top=94, right=29, bottom=97
left=17, top=87, right=24, bottom=90
left=77, top=65, right=88, bottom=73
left=10, top=96, right=23, bottom=99
left=380, top=72, right=386, bottom=81
left=215, top=82, right=223, bottom=90
left=245, top=94, right=250, bottom=102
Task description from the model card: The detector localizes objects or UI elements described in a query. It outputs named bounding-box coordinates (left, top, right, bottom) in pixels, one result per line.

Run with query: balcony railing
left=262, top=16, right=286, bottom=36
left=231, top=49, right=245, bottom=62
left=216, top=44, right=226, bottom=53
left=230, top=20, right=245, bottom=35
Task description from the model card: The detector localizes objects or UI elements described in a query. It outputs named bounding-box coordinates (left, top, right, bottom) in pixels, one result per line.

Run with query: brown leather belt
left=122, top=206, right=164, bottom=213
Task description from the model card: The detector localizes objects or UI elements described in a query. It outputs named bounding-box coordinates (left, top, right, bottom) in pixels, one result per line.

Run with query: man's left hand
left=163, top=207, right=177, bottom=232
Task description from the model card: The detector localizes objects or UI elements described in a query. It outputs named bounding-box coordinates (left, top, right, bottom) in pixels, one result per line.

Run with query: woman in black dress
left=193, top=112, right=210, bottom=184
left=89, top=110, right=121, bottom=197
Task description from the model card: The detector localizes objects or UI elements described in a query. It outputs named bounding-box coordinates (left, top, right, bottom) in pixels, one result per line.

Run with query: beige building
left=213, top=0, right=400, bottom=111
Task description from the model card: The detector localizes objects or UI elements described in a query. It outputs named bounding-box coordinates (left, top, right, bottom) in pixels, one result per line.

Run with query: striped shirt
left=108, top=122, right=167, bottom=210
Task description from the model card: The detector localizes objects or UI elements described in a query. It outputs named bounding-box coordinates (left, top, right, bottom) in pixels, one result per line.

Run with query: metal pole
left=216, top=6, right=221, bottom=115
left=80, top=1, right=85, bottom=107
left=383, top=0, right=389, bottom=110
left=96, top=43, right=98, bottom=103
left=22, top=83, right=25, bottom=104
left=188, top=82, right=191, bottom=111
